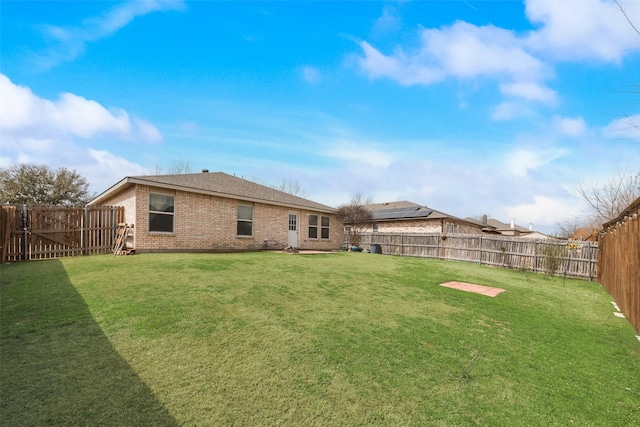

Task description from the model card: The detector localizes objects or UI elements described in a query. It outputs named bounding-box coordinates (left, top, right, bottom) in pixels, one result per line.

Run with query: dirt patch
left=276, top=249, right=338, bottom=255
left=439, top=281, right=506, bottom=297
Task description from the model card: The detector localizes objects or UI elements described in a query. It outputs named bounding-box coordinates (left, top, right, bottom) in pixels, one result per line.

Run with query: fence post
left=587, top=241, right=593, bottom=281
left=21, top=204, right=28, bottom=261
left=83, top=205, right=88, bottom=256
left=533, top=240, right=538, bottom=274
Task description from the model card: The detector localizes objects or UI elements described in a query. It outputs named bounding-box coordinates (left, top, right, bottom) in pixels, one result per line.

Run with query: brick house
left=364, top=201, right=483, bottom=234
left=89, top=171, right=343, bottom=252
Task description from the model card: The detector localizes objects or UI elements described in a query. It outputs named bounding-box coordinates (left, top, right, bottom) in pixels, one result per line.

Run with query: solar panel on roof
left=373, top=207, right=432, bottom=220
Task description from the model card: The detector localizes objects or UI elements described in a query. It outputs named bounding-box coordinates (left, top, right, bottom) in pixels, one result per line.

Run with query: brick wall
left=101, top=186, right=137, bottom=249
left=104, top=184, right=343, bottom=252
left=374, top=219, right=442, bottom=233
left=367, top=218, right=482, bottom=234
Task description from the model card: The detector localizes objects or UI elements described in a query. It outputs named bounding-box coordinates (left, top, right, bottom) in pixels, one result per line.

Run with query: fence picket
left=0, top=205, right=123, bottom=263
left=598, top=197, right=640, bottom=333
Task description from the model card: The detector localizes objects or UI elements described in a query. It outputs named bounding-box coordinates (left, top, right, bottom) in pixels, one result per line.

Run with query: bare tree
left=151, top=158, right=193, bottom=175
left=251, top=177, right=308, bottom=197
left=616, top=0, right=640, bottom=37
left=268, top=178, right=308, bottom=198
left=554, top=216, right=602, bottom=240
left=335, top=193, right=375, bottom=247
left=555, top=216, right=583, bottom=239
left=577, top=168, right=640, bottom=223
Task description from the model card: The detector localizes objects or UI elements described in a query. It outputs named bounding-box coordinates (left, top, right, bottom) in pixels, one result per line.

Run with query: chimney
left=529, top=223, right=533, bottom=231
left=202, top=169, right=209, bottom=173
left=482, top=214, right=487, bottom=226
left=510, top=218, right=515, bottom=229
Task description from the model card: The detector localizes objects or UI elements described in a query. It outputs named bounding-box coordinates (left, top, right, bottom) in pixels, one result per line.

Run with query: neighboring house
left=89, top=171, right=343, bottom=252
left=364, top=201, right=484, bottom=234
left=474, top=216, right=551, bottom=239
left=570, top=227, right=598, bottom=242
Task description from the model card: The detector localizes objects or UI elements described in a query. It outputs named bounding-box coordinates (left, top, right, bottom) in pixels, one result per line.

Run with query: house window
left=446, top=223, right=460, bottom=233
left=321, top=216, right=330, bottom=239
left=308, top=215, right=318, bottom=238
left=237, top=204, right=253, bottom=236
left=373, top=224, right=379, bottom=232
left=149, top=193, right=174, bottom=233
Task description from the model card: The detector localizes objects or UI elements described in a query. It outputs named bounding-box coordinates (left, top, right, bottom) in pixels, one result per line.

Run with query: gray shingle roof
left=90, top=172, right=336, bottom=212
left=364, top=201, right=475, bottom=225
left=485, top=218, right=530, bottom=232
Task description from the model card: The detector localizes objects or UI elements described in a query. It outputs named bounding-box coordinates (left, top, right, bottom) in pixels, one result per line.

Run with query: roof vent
left=202, top=169, right=209, bottom=173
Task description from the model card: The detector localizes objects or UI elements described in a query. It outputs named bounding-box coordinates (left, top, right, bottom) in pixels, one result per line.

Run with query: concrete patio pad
left=439, top=281, right=506, bottom=297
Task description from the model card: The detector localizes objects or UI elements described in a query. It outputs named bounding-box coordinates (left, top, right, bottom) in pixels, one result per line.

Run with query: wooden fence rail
left=0, top=205, right=124, bottom=263
left=360, top=232, right=598, bottom=280
left=597, top=196, right=640, bottom=333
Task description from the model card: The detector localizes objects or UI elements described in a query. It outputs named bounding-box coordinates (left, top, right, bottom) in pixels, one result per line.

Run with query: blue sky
left=1, top=0, right=639, bottom=233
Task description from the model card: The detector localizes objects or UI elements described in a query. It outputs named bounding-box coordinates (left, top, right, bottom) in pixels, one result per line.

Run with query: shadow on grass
left=0, top=260, right=178, bottom=426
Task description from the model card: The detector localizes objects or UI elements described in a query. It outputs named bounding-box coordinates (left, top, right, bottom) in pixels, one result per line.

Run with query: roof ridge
left=92, top=171, right=336, bottom=212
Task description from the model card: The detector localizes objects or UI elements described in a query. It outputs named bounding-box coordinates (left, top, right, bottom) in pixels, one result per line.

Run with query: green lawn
left=1, top=252, right=639, bottom=426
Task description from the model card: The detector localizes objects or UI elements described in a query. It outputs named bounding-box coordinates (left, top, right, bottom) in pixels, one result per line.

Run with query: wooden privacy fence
left=597, top=196, right=640, bottom=333
left=0, top=205, right=124, bottom=263
left=360, top=232, right=598, bottom=280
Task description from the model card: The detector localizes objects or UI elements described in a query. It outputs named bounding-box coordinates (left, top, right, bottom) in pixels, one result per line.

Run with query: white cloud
left=0, top=74, right=161, bottom=142
left=56, top=93, right=132, bottom=138
left=525, top=0, right=640, bottom=62
left=372, top=6, right=402, bottom=36
left=358, top=21, right=553, bottom=108
left=421, top=21, right=546, bottom=81
left=500, top=81, right=557, bottom=104
left=492, top=101, right=530, bottom=121
left=83, top=149, right=147, bottom=194
left=301, top=66, right=321, bottom=84
left=603, top=114, right=640, bottom=139
left=505, top=195, right=583, bottom=230
left=0, top=137, right=145, bottom=195
left=505, top=147, right=567, bottom=176
left=554, top=116, right=588, bottom=137
left=133, top=118, right=163, bottom=143
left=329, top=147, right=393, bottom=169
left=0, top=74, right=157, bottom=194
left=357, top=1, right=639, bottom=118
left=358, top=41, right=444, bottom=86
left=35, top=0, right=186, bottom=69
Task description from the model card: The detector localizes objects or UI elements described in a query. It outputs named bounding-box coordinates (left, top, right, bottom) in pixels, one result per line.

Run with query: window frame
left=446, top=223, right=460, bottom=234
left=148, top=192, right=175, bottom=233
left=308, top=214, right=318, bottom=239
left=237, top=204, right=254, bottom=237
left=320, top=215, right=330, bottom=239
